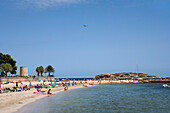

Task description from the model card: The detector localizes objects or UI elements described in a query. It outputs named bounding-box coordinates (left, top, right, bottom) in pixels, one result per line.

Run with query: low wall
left=0, top=77, right=55, bottom=82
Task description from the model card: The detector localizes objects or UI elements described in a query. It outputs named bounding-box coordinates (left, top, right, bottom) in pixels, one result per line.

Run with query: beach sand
left=0, top=80, right=108, bottom=113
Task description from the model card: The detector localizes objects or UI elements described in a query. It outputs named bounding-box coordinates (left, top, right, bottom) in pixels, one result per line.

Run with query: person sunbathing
left=34, top=88, right=46, bottom=94
left=47, top=89, right=54, bottom=95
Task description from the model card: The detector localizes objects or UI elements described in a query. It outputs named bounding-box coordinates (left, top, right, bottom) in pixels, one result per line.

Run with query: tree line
left=0, top=53, right=17, bottom=77
left=0, top=53, right=55, bottom=77
left=36, top=65, right=55, bottom=77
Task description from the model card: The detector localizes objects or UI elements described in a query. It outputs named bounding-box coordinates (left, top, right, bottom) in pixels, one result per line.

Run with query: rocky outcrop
left=95, top=72, right=161, bottom=79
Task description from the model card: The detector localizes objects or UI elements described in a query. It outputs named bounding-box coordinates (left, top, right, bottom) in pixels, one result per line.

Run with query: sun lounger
left=1, top=88, right=10, bottom=93
left=13, top=87, right=21, bottom=92
left=26, top=88, right=31, bottom=90
left=5, top=88, right=15, bottom=92
left=19, top=87, right=24, bottom=91
left=19, top=87, right=30, bottom=91
left=36, top=91, right=47, bottom=94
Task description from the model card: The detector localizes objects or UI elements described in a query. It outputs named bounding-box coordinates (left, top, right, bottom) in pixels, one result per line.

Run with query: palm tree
left=36, top=67, right=40, bottom=77
left=45, top=65, right=55, bottom=76
left=39, top=66, right=44, bottom=77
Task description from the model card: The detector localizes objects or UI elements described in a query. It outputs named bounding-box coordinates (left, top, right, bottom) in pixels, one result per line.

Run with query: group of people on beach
left=34, top=80, right=90, bottom=95
left=1, top=79, right=94, bottom=95
left=0, top=83, right=31, bottom=93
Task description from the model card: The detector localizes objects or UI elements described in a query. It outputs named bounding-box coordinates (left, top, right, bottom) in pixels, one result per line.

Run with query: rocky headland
left=95, top=72, right=161, bottom=79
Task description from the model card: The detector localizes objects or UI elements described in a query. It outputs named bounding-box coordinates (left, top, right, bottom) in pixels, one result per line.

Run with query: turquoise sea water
left=17, top=83, right=170, bottom=113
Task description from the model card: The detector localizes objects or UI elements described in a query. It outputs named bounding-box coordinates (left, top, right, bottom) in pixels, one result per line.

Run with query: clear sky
left=0, top=0, right=170, bottom=78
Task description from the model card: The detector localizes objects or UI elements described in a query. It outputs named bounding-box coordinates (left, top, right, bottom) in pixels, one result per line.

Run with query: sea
left=57, top=78, right=94, bottom=81
left=17, top=83, right=170, bottom=113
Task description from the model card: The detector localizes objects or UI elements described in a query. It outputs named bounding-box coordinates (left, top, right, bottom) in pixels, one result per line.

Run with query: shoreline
left=0, top=80, right=115, bottom=113
left=0, top=80, right=165, bottom=113
left=0, top=82, right=96, bottom=113
left=17, top=84, right=87, bottom=113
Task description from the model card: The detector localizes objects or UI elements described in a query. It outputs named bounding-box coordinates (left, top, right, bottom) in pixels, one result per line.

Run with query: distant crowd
left=0, top=79, right=94, bottom=94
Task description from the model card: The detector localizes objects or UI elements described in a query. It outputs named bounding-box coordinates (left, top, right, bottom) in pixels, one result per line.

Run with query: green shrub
left=139, top=75, right=144, bottom=77
left=49, top=75, right=54, bottom=77
left=120, top=75, right=124, bottom=77
left=147, top=75, right=152, bottom=77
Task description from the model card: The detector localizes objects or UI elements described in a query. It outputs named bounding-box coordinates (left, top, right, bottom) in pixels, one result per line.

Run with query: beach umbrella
left=38, top=80, right=45, bottom=85
left=10, top=81, right=21, bottom=83
left=38, top=80, right=45, bottom=82
left=10, top=81, right=21, bottom=87
left=0, top=82, right=9, bottom=88
left=0, top=82, right=9, bottom=84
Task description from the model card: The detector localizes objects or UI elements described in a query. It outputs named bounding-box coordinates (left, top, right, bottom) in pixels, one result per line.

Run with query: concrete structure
left=20, top=67, right=28, bottom=77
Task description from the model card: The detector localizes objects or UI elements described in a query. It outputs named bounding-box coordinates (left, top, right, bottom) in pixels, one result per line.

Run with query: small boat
left=162, top=84, right=169, bottom=88
left=142, top=80, right=149, bottom=83
left=133, top=80, right=139, bottom=84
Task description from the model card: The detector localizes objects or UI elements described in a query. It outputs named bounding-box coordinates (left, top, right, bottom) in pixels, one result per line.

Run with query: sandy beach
left=0, top=80, right=106, bottom=113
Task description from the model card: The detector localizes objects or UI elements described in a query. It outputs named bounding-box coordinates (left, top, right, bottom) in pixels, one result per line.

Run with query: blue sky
left=0, top=0, right=170, bottom=77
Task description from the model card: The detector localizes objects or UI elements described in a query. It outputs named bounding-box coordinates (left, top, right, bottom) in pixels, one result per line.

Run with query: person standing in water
left=99, top=79, right=101, bottom=84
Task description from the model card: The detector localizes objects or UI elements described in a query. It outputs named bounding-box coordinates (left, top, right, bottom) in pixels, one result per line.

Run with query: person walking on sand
left=29, top=81, right=32, bottom=88
left=16, top=82, right=18, bottom=87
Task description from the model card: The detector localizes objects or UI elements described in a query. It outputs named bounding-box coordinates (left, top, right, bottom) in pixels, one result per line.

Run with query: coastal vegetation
left=36, top=66, right=44, bottom=77
left=0, top=53, right=17, bottom=76
left=45, top=65, right=55, bottom=77
left=36, top=65, right=55, bottom=77
left=95, top=72, right=161, bottom=79
left=0, top=63, right=13, bottom=76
